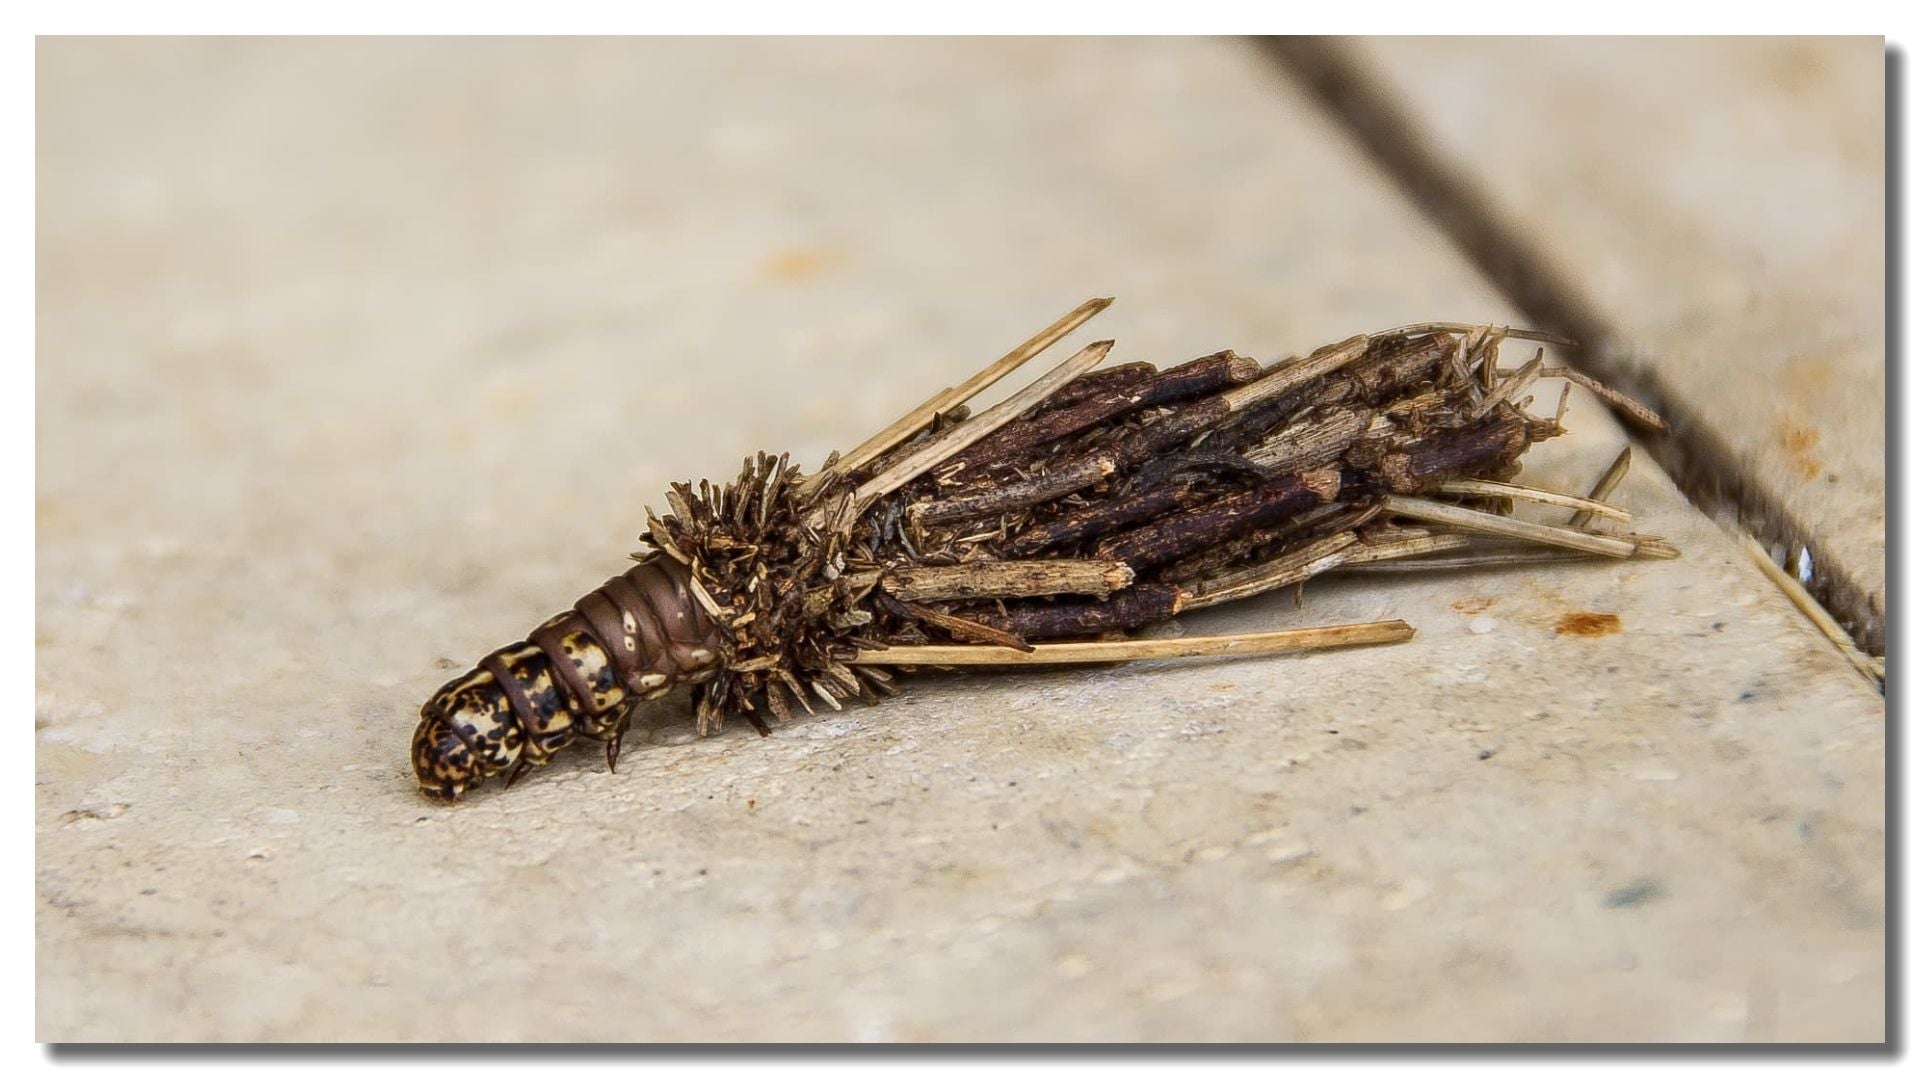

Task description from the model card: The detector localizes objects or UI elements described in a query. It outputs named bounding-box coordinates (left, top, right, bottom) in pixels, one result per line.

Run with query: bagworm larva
left=412, top=298, right=1669, bottom=800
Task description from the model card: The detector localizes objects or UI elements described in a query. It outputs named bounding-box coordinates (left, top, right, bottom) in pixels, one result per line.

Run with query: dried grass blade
left=1740, top=536, right=1883, bottom=684
left=1542, top=366, right=1668, bottom=431
left=1629, top=535, right=1682, bottom=559
left=1336, top=548, right=1601, bottom=574
left=1477, top=352, right=1542, bottom=417
left=1222, top=335, right=1369, bottom=413
left=1335, top=533, right=1476, bottom=566
left=849, top=620, right=1415, bottom=666
left=1370, top=322, right=1575, bottom=348
left=1338, top=533, right=1676, bottom=574
left=854, top=340, right=1114, bottom=504
left=1433, top=478, right=1632, bottom=523
left=888, top=598, right=1034, bottom=651
left=1380, top=495, right=1637, bottom=558
left=1570, top=446, right=1633, bottom=529
left=1184, top=532, right=1359, bottom=610
left=811, top=297, right=1113, bottom=490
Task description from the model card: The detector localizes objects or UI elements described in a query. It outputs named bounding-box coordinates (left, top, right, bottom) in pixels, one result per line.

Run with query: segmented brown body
left=411, top=560, right=728, bottom=798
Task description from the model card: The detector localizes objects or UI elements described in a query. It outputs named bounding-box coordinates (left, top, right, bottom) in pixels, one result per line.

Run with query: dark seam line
left=1254, top=35, right=1884, bottom=661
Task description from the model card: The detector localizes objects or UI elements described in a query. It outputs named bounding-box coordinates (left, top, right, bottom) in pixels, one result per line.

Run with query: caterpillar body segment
left=412, top=559, right=726, bottom=799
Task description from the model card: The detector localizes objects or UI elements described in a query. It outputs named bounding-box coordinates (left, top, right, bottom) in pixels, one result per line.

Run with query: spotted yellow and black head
left=411, top=667, right=525, bottom=799
left=411, top=710, right=481, bottom=799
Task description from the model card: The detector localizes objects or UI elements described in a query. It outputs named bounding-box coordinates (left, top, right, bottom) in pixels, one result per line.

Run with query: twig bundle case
left=412, top=299, right=1672, bottom=799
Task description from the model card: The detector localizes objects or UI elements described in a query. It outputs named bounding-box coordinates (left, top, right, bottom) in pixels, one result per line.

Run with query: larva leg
left=594, top=698, right=640, bottom=775
left=505, top=758, right=533, bottom=789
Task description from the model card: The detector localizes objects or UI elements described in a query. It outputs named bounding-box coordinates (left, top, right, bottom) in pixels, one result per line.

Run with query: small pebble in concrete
left=1468, top=616, right=1499, bottom=635
left=1602, top=878, right=1665, bottom=908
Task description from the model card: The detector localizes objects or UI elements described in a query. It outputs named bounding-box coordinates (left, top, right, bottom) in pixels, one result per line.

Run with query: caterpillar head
left=411, top=711, right=480, bottom=800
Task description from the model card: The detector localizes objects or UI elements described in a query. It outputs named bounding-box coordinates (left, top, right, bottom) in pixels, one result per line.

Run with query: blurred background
left=37, top=37, right=1884, bottom=1042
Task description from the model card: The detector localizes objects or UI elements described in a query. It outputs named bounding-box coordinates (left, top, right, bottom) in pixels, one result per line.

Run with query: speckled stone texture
left=36, top=37, right=1883, bottom=1042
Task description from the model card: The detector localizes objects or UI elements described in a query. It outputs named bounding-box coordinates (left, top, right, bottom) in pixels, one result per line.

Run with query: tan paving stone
left=36, top=37, right=1883, bottom=1042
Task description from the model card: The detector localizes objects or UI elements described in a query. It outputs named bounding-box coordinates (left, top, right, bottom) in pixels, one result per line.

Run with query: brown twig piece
left=881, top=559, right=1134, bottom=603
left=911, top=455, right=1117, bottom=526
left=948, top=351, right=1260, bottom=475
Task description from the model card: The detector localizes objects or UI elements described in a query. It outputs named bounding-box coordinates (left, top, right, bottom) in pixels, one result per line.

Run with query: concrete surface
left=1343, top=36, right=1887, bottom=652
left=36, top=37, right=1884, bottom=1042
